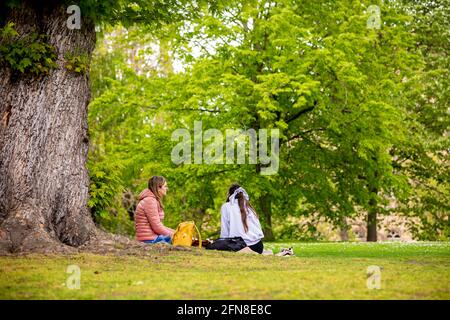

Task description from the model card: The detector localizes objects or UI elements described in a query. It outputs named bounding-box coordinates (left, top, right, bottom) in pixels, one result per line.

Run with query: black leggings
left=248, top=240, right=264, bottom=254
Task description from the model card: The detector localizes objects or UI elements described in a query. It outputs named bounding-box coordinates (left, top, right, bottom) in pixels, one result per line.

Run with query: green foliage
left=94, top=206, right=136, bottom=236
left=275, top=221, right=323, bottom=242
left=87, top=158, right=124, bottom=221
left=86, top=0, right=448, bottom=240
left=65, top=50, right=90, bottom=74
left=151, top=0, right=423, bottom=233
left=87, top=153, right=136, bottom=235
left=67, top=0, right=202, bottom=28
left=389, top=0, right=450, bottom=240
left=0, top=0, right=200, bottom=27
left=0, top=22, right=57, bottom=75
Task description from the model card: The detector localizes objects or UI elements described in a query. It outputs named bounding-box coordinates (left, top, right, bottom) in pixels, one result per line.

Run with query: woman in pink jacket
left=135, top=176, right=175, bottom=244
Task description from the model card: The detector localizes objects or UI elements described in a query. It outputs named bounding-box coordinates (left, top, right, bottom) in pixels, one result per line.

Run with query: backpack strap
left=193, top=223, right=202, bottom=249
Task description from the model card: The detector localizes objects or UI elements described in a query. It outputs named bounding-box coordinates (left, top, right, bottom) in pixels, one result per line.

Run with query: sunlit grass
left=1, top=242, right=449, bottom=299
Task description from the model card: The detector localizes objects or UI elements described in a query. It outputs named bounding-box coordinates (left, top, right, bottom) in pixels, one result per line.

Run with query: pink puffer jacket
left=134, top=189, right=174, bottom=241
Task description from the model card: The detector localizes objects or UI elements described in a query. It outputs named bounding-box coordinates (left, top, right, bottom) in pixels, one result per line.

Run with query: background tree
left=151, top=0, right=422, bottom=241
left=390, top=0, right=449, bottom=240
left=86, top=0, right=445, bottom=242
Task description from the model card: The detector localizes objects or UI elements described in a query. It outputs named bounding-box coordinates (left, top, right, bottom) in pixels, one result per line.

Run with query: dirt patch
left=0, top=228, right=194, bottom=258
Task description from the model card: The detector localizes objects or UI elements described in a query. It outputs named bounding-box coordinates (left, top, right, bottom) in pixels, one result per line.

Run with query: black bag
left=205, top=237, right=247, bottom=252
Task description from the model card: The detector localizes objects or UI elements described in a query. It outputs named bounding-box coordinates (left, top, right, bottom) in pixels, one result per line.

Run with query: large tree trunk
left=367, top=210, right=377, bottom=242
left=0, top=2, right=98, bottom=253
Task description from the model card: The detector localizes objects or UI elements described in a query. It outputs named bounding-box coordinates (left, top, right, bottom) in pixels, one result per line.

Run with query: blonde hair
left=148, top=176, right=166, bottom=208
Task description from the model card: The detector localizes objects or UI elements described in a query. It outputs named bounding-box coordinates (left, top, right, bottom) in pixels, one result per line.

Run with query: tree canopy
left=86, top=0, right=448, bottom=240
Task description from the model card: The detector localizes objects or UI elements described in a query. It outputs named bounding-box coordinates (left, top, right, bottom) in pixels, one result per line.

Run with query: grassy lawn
left=1, top=242, right=449, bottom=299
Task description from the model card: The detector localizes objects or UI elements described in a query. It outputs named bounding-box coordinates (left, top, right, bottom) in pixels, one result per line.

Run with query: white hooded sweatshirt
left=220, top=187, right=264, bottom=246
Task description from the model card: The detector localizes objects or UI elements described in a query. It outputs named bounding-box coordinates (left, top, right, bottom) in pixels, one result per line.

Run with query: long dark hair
left=226, top=183, right=258, bottom=233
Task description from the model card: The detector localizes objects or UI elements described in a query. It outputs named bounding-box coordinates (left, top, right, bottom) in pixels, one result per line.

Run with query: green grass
left=1, top=242, right=449, bottom=299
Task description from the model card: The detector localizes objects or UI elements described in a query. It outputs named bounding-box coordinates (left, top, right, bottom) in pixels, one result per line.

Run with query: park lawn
left=0, top=242, right=449, bottom=299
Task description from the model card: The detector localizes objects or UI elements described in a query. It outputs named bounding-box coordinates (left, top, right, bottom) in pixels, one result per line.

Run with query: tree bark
left=255, top=162, right=274, bottom=241
left=366, top=191, right=378, bottom=242
left=0, top=2, right=97, bottom=253
left=339, top=217, right=349, bottom=241
left=258, top=192, right=275, bottom=241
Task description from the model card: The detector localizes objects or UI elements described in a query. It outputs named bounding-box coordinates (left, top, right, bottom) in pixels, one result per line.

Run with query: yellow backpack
left=172, top=221, right=202, bottom=248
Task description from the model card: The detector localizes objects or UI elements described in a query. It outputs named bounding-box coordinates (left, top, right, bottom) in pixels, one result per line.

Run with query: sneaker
left=276, top=247, right=294, bottom=257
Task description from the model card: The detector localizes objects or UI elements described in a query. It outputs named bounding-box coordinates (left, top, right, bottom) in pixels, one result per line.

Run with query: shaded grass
left=0, top=242, right=449, bottom=299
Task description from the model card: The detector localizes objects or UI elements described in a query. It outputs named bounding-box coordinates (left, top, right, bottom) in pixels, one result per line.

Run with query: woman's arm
left=220, top=204, right=230, bottom=238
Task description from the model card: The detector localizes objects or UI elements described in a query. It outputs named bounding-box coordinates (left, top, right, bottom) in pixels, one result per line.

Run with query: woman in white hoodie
left=220, top=183, right=265, bottom=254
